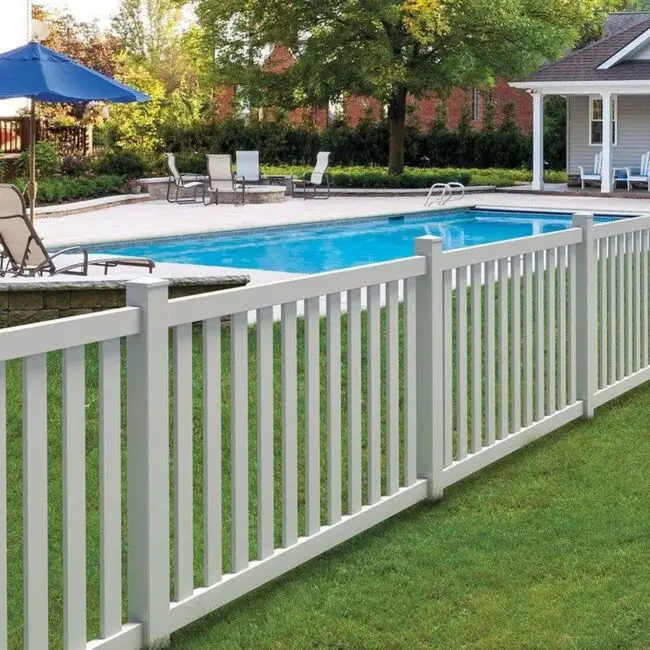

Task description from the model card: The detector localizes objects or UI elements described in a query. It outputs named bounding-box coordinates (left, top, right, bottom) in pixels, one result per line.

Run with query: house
left=511, top=12, right=650, bottom=193
left=218, top=45, right=533, bottom=134
left=0, top=0, right=32, bottom=115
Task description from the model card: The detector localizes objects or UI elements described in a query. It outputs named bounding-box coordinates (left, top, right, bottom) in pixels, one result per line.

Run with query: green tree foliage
left=197, top=0, right=615, bottom=174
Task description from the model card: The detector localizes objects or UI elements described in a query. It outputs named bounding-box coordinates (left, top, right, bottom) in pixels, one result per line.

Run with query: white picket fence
left=0, top=211, right=648, bottom=649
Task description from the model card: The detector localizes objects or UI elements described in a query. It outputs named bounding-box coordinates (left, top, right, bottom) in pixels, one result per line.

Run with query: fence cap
left=415, top=235, right=443, bottom=255
left=572, top=212, right=594, bottom=228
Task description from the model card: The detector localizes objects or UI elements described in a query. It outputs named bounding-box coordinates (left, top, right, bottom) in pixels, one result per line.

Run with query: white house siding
left=0, top=0, right=32, bottom=115
left=567, top=94, right=650, bottom=176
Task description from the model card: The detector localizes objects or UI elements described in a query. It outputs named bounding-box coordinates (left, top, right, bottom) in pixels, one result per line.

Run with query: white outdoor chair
left=291, top=152, right=331, bottom=199
left=236, top=151, right=262, bottom=184
left=578, top=152, right=603, bottom=190
left=165, top=152, right=207, bottom=204
left=206, top=154, right=246, bottom=205
left=625, top=152, right=650, bottom=191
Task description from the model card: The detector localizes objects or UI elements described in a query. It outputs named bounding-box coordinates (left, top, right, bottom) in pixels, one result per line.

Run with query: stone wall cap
left=0, top=274, right=250, bottom=292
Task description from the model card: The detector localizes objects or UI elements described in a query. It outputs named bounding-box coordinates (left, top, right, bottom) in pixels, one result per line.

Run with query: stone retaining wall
left=0, top=276, right=250, bottom=328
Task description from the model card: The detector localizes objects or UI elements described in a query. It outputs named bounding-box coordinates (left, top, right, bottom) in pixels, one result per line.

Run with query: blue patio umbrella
left=0, top=41, right=149, bottom=220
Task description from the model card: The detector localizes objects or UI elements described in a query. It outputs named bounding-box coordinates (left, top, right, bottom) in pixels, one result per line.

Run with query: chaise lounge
left=0, top=184, right=156, bottom=277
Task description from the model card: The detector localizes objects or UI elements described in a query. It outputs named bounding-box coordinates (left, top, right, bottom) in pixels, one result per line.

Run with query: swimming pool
left=91, top=208, right=621, bottom=274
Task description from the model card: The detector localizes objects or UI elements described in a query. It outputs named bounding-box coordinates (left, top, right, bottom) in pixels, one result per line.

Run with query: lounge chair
left=578, top=152, right=603, bottom=189
left=236, top=151, right=263, bottom=184
left=165, top=152, right=207, bottom=204
left=206, top=154, right=246, bottom=205
left=291, top=152, right=331, bottom=199
left=0, top=184, right=155, bottom=277
left=625, top=152, right=650, bottom=191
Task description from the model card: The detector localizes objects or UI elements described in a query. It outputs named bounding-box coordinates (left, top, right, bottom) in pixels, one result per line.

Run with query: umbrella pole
left=27, top=97, right=37, bottom=222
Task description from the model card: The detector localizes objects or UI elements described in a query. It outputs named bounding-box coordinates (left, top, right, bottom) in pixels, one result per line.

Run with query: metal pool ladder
left=424, top=182, right=465, bottom=207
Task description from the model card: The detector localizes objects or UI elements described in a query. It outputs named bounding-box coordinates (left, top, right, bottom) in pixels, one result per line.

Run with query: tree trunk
left=388, top=86, right=407, bottom=175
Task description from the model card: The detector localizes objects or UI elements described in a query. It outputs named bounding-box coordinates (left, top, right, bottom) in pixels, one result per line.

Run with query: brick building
left=215, top=45, right=533, bottom=134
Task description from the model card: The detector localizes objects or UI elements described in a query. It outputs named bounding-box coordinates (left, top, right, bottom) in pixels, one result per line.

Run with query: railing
left=424, top=182, right=466, bottom=207
left=0, top=117, right=90, bottom=156
left=0, top=212, right=648, bottom=648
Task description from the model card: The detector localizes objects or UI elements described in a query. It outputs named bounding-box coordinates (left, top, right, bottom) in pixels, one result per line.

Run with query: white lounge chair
left=625, top=152, right=650, bottom=191
left=236, top=151, right=262, bottom=184
left=291, top=152, right=331, bottom=199
left=0, top=184, right=155, bottom=276
left=578, top=152, right=603, bottom=189
left=206, top=154, right=246, bottom=205
left=165, top=152, right=207, bottom=203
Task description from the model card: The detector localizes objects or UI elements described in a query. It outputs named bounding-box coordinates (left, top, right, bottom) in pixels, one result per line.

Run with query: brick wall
left=211, top=45, right=533, bottom=134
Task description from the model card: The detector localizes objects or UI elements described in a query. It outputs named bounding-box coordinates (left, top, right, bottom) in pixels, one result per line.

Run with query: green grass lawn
left=171, top=380, right=650, bottom=649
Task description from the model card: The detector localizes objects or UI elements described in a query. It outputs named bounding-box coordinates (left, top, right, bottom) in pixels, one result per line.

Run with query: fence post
left=126, top=278, right=170, bottom=645
left=415, top=236, right=445, bottom=499
left=573, top=212, right=597, bottom=418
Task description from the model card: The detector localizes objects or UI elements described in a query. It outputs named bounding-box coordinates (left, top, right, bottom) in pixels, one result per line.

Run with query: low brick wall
left=0, top=276, right=250, bottom=328
left=140, top=178, right=287, bottom=204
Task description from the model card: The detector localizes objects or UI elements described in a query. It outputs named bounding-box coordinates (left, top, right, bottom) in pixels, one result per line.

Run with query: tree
left=197, top=0, right=615, bottom=174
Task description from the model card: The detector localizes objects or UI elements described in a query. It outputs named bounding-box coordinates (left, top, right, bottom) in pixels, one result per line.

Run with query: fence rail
left=0, top=212, right=649, bottom=648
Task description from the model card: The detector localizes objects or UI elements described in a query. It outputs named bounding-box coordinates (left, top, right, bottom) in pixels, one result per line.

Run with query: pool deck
left=36, top=193, right=650, bottom=285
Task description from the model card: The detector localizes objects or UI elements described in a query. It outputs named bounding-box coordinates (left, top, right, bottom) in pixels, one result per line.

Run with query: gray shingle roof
left=523, top=18, right=650, bottom=83
left=604, top=12, right=650, bottom=37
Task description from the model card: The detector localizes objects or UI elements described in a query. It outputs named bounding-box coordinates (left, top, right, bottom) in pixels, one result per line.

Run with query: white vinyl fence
left=0, top=211, right=648, bottom=648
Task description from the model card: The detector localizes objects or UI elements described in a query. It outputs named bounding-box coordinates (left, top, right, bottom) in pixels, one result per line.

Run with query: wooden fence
left=0, top=116, right=90, bottom=156
left=0, top=211, right=648, bottom=648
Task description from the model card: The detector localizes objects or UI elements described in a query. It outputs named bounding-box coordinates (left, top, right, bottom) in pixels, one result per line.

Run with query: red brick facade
left=215, top=46, right=533, bottom=134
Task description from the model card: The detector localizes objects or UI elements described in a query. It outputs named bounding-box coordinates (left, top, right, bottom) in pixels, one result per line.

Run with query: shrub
left=60, top=155, right=91, bottom=176
left=12, top=174, right=124, bottom=205
left=15, top=142, right=62, bottom=178
left=93, top=150, right=147, bottom=178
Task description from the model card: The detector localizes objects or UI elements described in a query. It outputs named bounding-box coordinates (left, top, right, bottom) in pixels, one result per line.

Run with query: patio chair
left=0, top=184, right=155, bottom=277
left=625, top=152, right=650, bottom=191
left=291, top=152, right=331, bottom=199
left=165, top=152, right=207, bottom=204
left=206, top=154, right=246, bottom=205
left=578, top=152, right=603, bottom=189
left=236, top=151, right=263, bottom=184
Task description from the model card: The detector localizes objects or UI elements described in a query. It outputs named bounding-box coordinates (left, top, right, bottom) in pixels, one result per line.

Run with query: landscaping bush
left=93, top=150, right=148, bottom=178
left=12, top=174, right=125, bottom=205
left=60, top=154, right=92, bottom=176
left=262, top=165, right=567, bottom=188
left=156, top=114, right=556, bottom=171
left=15, top=141, right=62, bottom=178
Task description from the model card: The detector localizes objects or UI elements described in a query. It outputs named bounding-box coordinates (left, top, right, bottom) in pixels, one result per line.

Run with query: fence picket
left=0, top=363, right=5, bottom=650
left=568, top=244, right=578, bottom=404
left=23, top=354, right=48, bottom=650
left=173, top=325, right=193, bottom=602
left=608, top=236, right=616, bottom=386
left=485, top=263, right=496, bottom=445
left=326, top=293, right=342, bottom=524
left=498, top=258, right=509, bottom=438
left=346, top=289, right=362, bottom=509
left=634, top=231, right=641, bottom=372
left=367, top=285, right=381, bottom=504
left=203, top=318, right=222, bottom=581
left=403, top=279, right=417, bottom=484
left=547, top=249, right=556, bottom=415
left=535, top=251, right=545, bottom=420
left=443, top=270, right=453, bottom=463
left=281, top=303, right=298, bottom=546
left=471, top=264, right=482, bottom=453
left=304, top=298, right=321, bottom=534
left=626, top=233, right=634, bottom=376
left=524, top=253, right=534, bottom=426
left=386, top=281, right=400, bottom=493
left=643, top=230, right=649, bottom=368
left=99, top=340, right=121, bottom=638
left=598, top=238, right=607, bottom=389
left=557, top=247, right=567, bottom=411
left=456, top=268, right=468, bottom=459
left=231, top=311, right=249, bottom=570
left=511, top=255, right=522, bottom=433
left=617, top=234, right=625, bottom=381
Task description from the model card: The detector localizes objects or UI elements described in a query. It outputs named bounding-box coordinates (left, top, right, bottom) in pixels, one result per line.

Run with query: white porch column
left=532, top=92, right=544, bottom=191
left=601, top=92, right=613, bottom=194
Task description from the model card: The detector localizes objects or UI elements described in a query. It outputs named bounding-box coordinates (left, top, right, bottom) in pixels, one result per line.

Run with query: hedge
left=12, top=175, right=126, bottom=206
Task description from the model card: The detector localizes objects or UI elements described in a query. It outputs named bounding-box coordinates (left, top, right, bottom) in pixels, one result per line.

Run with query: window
left=471, top=88, right=481, bottom=122
left=589, top=96, right=617, bottom=146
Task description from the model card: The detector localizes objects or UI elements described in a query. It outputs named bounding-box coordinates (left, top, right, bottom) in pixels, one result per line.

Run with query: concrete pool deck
left=35, top=193, right=650, bottom=285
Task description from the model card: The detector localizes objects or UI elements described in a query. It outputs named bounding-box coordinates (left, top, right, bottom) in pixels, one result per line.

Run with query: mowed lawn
left=172, top=381, right=650, bottom=649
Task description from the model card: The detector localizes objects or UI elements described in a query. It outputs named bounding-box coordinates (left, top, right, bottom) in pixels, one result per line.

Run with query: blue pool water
left=91, top=209, right=620, bottom=274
